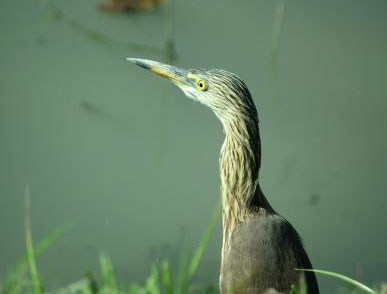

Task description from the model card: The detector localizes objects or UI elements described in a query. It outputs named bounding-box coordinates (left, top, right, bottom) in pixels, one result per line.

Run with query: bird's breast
left=220, top=213, right=310, bottom=294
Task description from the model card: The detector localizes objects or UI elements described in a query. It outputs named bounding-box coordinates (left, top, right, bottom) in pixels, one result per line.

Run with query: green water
left=1, top=0, right=386, bottom=292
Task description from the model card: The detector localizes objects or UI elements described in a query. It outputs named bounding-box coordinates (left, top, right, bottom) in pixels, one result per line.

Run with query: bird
left=127, top=58, right=319, bottom=294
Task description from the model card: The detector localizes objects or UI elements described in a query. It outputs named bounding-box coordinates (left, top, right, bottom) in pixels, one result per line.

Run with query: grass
left=24, top=186, right=43, bottom=294
left=0, top=191, right=385, bottom=294
left=1, top=190, right=221, bottom=294
left=296, top=269, right=377, bottom=294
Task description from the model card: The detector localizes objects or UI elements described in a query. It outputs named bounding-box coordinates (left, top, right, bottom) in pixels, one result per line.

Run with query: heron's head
left=127, top=58, right=257, bottom=124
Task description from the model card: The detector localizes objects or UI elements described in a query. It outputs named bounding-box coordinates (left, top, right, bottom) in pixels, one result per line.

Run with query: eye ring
left=196, top=79, right=208, bottom=91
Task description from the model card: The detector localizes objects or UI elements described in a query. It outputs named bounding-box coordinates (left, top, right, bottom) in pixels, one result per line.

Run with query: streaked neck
left=219, top=114, right=272, bottom=246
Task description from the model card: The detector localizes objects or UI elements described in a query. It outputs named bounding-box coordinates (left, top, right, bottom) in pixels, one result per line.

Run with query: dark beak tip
left=126, top=57, right=151, bottom=70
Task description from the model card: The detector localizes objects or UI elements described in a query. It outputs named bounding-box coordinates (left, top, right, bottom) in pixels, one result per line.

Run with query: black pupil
left=199, top=82, right=203, bottom=88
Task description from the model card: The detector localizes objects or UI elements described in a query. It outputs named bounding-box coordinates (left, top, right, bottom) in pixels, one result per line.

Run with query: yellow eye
left=196, top=79, right=208, bottom=91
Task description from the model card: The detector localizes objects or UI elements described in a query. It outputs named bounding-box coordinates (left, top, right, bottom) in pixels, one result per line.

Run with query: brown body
left=220, top=204, right=319, bottom=294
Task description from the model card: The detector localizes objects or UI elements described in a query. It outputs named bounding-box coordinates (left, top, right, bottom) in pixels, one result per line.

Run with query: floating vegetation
left=41, top=0, right=177, bottom=59
left=99, top=0, right=163, bottom=13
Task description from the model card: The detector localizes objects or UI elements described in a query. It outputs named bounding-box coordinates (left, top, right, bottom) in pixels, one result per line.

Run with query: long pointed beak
left=127, top=58, right=188, bottom=84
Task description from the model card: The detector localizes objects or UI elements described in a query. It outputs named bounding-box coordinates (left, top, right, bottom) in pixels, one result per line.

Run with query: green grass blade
left=160, top=260, right=174, bottom=294
left=34, top=225, right=71, bottom=257
left=379, top=282, right=387, bottom=294
left=99, top=252, right=117, bottom=294
left=175, top=248, right=189, bottom=294
left=145, top=264, right=160, bottom=294
left=24, top=185, right=43, bottom=294
left=181, top=202, right=221, bottom=293
left=295, top=269, right=376, bottom=294
left=128, top=283, right=145, bottom=294
left=5, top=224, right=70, bottom=294
left=18, top=224, right=71, bottom=273
left=298, top=275, right=308, bottom=294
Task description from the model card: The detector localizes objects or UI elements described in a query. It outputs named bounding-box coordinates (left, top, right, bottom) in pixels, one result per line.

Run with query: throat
left=220, top=117, right=263, bottom=210
left=219, top=116, right=272, bottom=245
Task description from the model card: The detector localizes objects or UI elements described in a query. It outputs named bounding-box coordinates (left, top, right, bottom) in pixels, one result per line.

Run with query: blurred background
left=0, top=0, right=386, bottom=293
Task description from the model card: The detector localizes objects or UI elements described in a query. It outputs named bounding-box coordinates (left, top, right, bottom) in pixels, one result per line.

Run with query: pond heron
left=128, top=58, right=319, bottom=294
